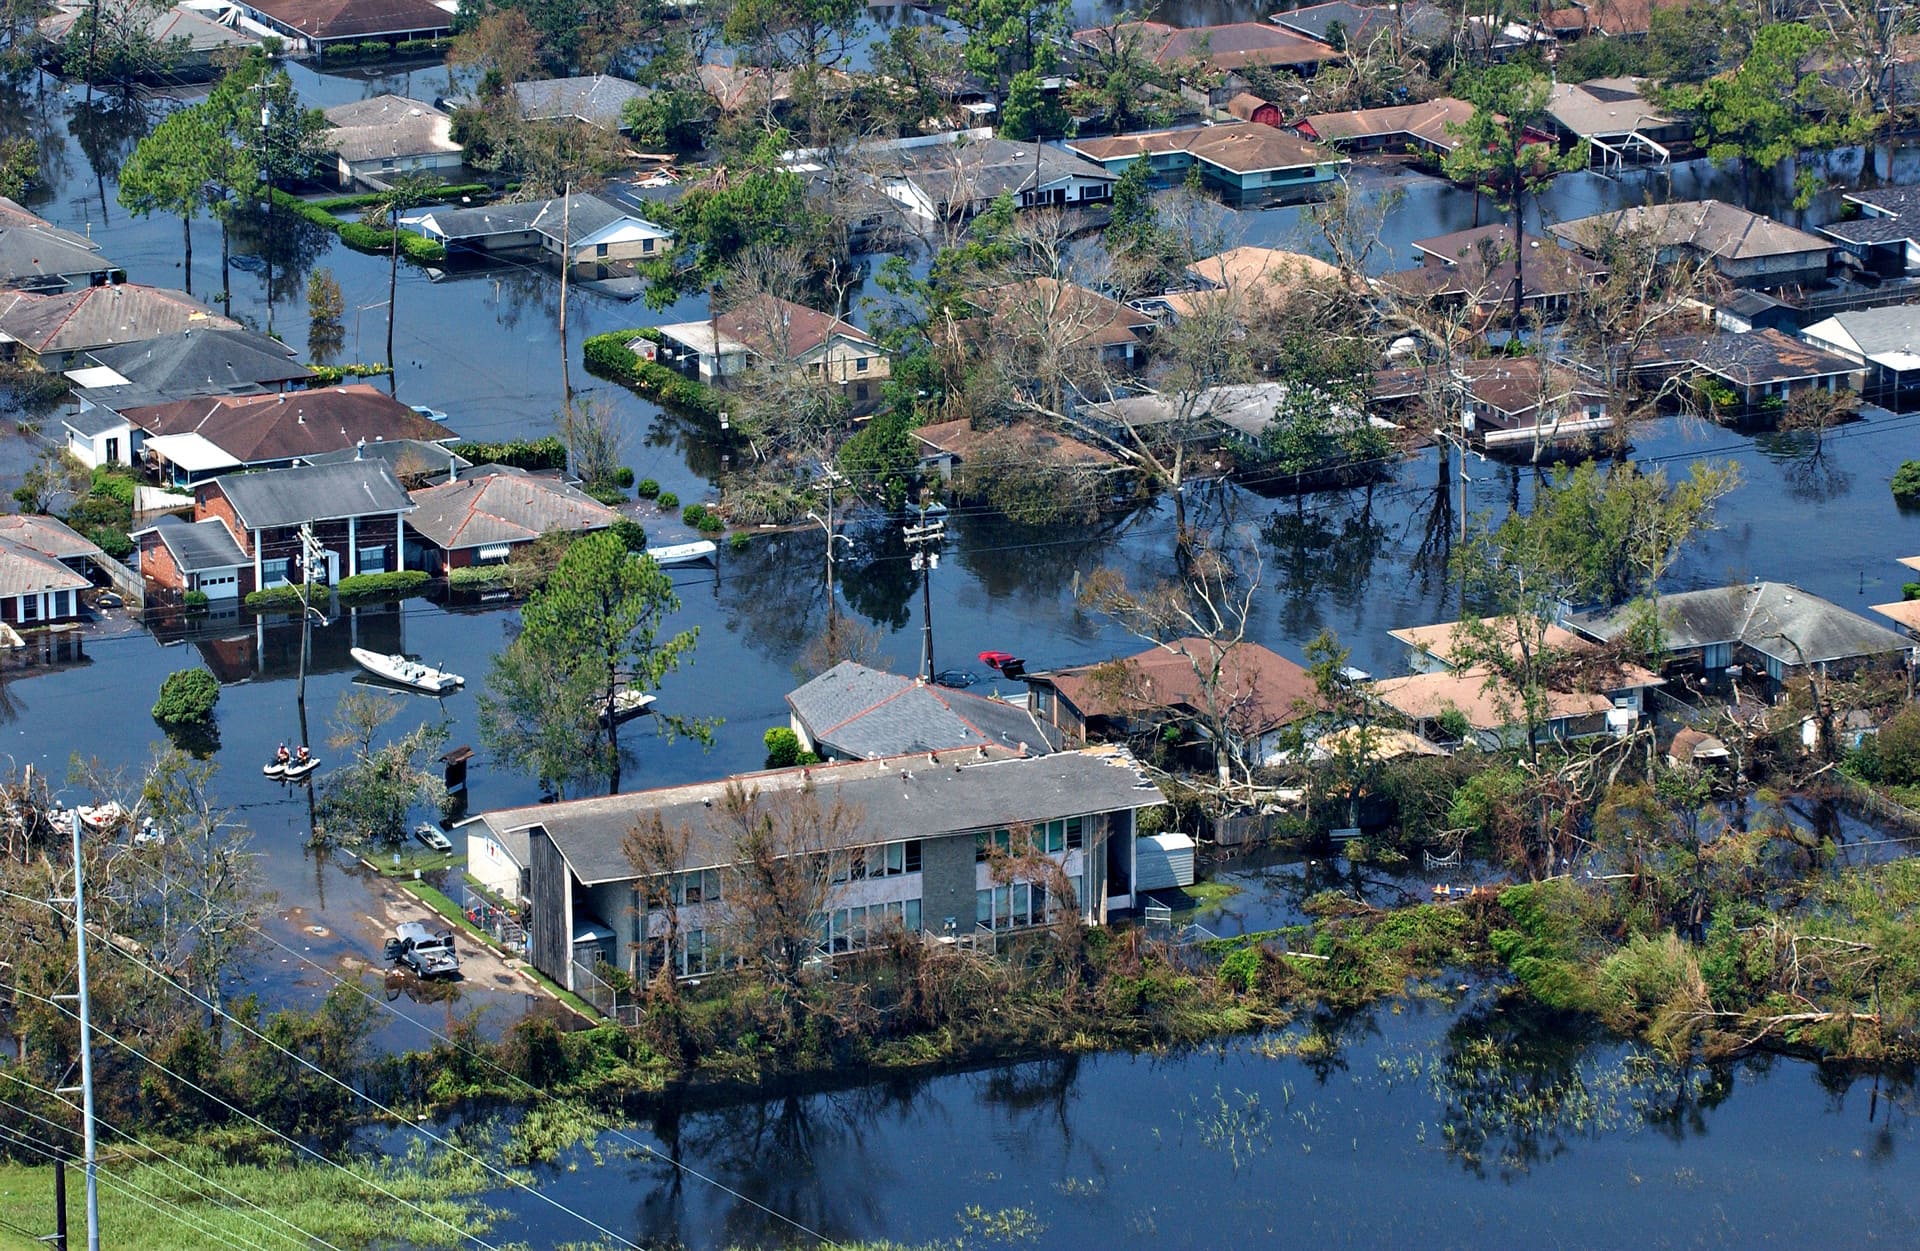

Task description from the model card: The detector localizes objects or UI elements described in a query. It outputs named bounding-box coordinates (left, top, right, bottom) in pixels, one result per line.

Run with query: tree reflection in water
left=1260, top=483, right=1391, bottom=639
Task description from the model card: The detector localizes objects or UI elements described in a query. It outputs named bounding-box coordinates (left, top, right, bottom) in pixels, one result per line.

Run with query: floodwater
left=6, top=60, right=1920, bottom=1245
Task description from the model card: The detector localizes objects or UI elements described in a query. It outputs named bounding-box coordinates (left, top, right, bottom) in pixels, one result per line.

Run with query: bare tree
left=712, top=781, right=864, bottom=1002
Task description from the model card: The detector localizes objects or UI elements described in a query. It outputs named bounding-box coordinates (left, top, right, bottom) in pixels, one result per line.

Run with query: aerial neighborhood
left=5, top=0, right=1920, bottom=1244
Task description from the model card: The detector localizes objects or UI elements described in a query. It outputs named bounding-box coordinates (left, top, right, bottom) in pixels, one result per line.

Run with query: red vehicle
left=978, top=651, right=1026, bottom=677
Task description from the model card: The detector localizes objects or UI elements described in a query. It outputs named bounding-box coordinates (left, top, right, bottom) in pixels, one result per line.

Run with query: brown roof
left=1390, top=617, right=1592, bottom=667
left=1371, top=668, right=1614, bottom=731
left=1451, top=358, right=1608, bottom=420
left=1067, top=123, right=1337, bottom=174
left=1633, top=328, right=1865, bottom=388
left=1225, top=93, right=1273, bottom=121
left=247, top=0, right=450, bottom=40
left=1551, top=200, right=1833, bottom=263
left=0, top=284, right=235, bottom=355
left=1296, top=97, right=1477, bottom=149
left=912, top=418, right=1117, bottom=469
left=1385, top=224, right=1605, bottom=303
left=1038, top=638, right=1319, bottom=737
left=1073, top=21, right=1338, bottom=72
left=714, top=294, right=875, bottom=360
left=1188, top=245, right=1339, bottom=292
left=125, top=383, right=457, bottom=465
left=972, top=277, right=1150, bottom=350
left=405, top=470, right=618, bottom=551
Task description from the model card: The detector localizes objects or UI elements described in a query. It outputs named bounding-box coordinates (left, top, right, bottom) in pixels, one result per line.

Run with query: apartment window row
left=977, top=882, right=1047, bottom=933
left=824, top=898, right=922, bottom=953
left=645, top=926, right=726, bottom=977
left=670, top=867, right=723, bottom=906
left=975, top=817, right=1084, bottom=862
left=831, top=838, right=921, bottom=884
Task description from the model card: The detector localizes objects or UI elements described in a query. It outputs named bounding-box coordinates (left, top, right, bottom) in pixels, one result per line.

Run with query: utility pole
left=805, top=468, right=852, bottom=656
left=53, top=1155, right=67, bottom=1250
left=903, top=507, right=945, bottom=681
left=295, top=523, right=328, bottom=750
left=558, top=181, right=574, bottom=476
left=55, top=812, right=100, bottom=1251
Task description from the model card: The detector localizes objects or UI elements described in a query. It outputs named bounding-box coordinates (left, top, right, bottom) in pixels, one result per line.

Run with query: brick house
left=134, top=460, right=415, bottom=600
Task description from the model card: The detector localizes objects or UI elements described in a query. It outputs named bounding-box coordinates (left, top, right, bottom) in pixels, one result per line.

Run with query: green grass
left=398, top=880, right=489, bottom=943
left=1184, top=879, right=1244, bottom=912
left=367, top=841, right=458, bottom=877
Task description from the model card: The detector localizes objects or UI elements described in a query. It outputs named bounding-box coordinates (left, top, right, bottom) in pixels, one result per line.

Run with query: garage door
left=197, top=571, right=239, bottom=600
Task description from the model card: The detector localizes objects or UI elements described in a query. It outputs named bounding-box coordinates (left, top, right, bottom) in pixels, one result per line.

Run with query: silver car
left=385, top=922, right=460, bottom=978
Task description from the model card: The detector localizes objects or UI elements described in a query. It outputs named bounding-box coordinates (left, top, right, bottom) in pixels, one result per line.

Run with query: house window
left=855, top=383, right=869, bottom=402
left=261, top=557, right=292, bottom=586
left=643, top=238, right=655, bottom=253
left=1066, top=816, right=1085, bottom=850
left=20, top=595, right=36, bottom=622
left=358, top=545, right=387, bottom=574
left=975, top=829, right=1013, bottom=862
left=596, top=243, right=609, bottom=258
left=105, top=436, right=119, bottom=463
left=856, top=356, right=869, bottom=372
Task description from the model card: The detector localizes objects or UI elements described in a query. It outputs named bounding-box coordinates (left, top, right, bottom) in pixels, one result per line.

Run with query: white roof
left=65, top=364, right=129, bottom=389
left=143, top=431, right=241, bottom=473
left=648, top=323, right=748, bottom=356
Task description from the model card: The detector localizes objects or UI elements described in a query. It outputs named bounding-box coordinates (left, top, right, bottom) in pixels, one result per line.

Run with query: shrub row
left=447, top=565, right=509, bottom=589
left=681, top=502, right=725, bottom=534
left=452, top=435, right=567, bottom=471
left=334, top=569, right=431, bottom=603
left=310, top=185, right=489, bottom=215
left=244, top=584, right=311, bottom=612
left=305, top=362, right=392, bottom=385
left=581, top=329, right=724, bottom=420
left=271, top=190, right=448, bottom=264
left=321, top=37, right=450, bottom=61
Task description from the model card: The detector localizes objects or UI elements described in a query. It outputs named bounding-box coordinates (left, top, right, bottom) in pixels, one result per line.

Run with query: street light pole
left=903, top=507, right=945, bottom=681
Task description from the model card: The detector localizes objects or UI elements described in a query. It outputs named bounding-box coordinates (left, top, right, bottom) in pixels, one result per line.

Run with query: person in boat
left=274, top=744, right=291, bottom=767
left=295, top=745, right=312, bottom=766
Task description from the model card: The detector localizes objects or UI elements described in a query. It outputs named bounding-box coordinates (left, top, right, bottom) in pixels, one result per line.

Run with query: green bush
left=636, top=478, right=661, bottom=499
left=357, top=40, right=391, bottom=57
left=1875, top=706, right=1920, bottom=786
left=452, top=436, right=567, bottom=471
left=1218, top=945, right=1262, bottom=994
left=88, top=467, right=136, bottom=506
left=334, top=569, right=430, bottom=602
left=656, top=492, right=680, bottom=510
left=85, top=525, right=132, bottom=559
left=182, top=590, right=209, bottom=610
left=447, top=564, right=509, bottom=589
left=271, top=189, right=448, bottom=264
left=728, top=532, right=750, bottom=552
left=613, top=466, right=635, bottom=488
left=610, top=517, right=647, bottom=552
left=580, top=329, right=724, bottom=419
left=764, top=727, right=803, bottom=768
left=682, top=503, right=725, bottom=534
left=244, top=584, right=309, bottom=612
left=395, top=37, right=450, bottom=54
left=152, top=668, right=219, bottom=726
left=585, top=483, right=626, bottom=506
left=305, top=362, right=392, bottom=384
left=1895, top=461, right=1920, bottom=507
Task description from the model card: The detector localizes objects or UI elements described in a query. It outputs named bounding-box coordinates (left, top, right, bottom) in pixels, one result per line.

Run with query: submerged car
left=384, top=922, right=460, bottom=978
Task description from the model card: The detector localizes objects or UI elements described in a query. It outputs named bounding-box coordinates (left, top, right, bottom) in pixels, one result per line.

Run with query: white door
left=198, top=572, right=239, bottom=601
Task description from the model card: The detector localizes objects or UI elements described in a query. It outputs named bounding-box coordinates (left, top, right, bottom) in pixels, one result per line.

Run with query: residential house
left=61, top=327, right=314, bottom=469
left=38, top=0, right=257, bottom=79
left=471, top=746, right=1166, bottom=986
left=511, top=75, right=648, bottom=131
left=1800, top=303, right=1920, bottom=402
left=1818, top=186, right=1920, bottom=278
left=1569, top=582, right=1915, bottom=683
left=1291, top=98, right=1478, bottom=159
left=1712, top=289, right=1800, bottom=335
left=1551, top=201, right=1835, bottom=290
left=786, top=661, right=1060, bottom=761
left=966, top=278, right=1152, bottom=370
left=0, top=196, right=122, bottom=293
left=0, top=284, right=238, bottom=371
left=1065, top=124, right=1345, bottom=207
left=1135, top=245, right=1342, bottom=322
left=301, top=437, right=469, bottom=486
left=135, top=459, right=416, bottom=600
left=912, top=417, right=1119, bottom=482
left=1630, top=328, right=1864, bottom=412
left=1380, top=224, right=1606, bottom=322
left=649, top=294, right=890, bottom=405
left=1541, top=0, right=1687, bottom=37
left=1541, top=77, right=1688, bottom=169
left=864, top=131, right=1116, bottom=220
left=1450, top=357, right=1614, bottom=451
left=1270, top=2, right=1455, bottom=49
left=124, top=383, right=456, bottom=485
left=322, top=95, right=462, bottom=187
left=1027, top=638, right=1321, bottom=770
left=1389, top=616, right=1659, bottom=716
left=403, top=468, right=619, bottom=572
left=236, top=0, right=451, bottom=51
left=402, top=193, right=673, bottom=276
left=0, top=515, right=106, bottom=627
left=1225, top=93, right=1281, bottom=127
left=1071, top=21, right=1339, bottom=108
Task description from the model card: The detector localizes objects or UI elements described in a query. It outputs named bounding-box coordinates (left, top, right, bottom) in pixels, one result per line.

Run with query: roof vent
left=1016, top=741, right=1029, bottom=757
left=900, top=769, right=911, bottom=781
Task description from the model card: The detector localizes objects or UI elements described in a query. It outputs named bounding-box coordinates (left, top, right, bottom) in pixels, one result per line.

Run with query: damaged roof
left=1570, top=582, right=1914, bottom=667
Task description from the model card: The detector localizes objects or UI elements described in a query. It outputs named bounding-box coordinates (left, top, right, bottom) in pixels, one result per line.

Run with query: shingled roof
left=0, top=538, right=90, bottom=600
left=245, top=0, right=450, bottom=40
left=71, top=327, right=311, bottom=412
left=212, top=459, right=415, bottom=530
left=405, top=471, right=618, bottom=551
left=0, top=284, right=236, bottom=356
left=1072, top=20, right=1337, bottom=71
left=1570, top=583, right=1914, bottom=668
left=787, top=661, right=1060, bottom=760
left=1034, top=638, right=1321, bottom=738
left=125, top=384, right=455, bottom=466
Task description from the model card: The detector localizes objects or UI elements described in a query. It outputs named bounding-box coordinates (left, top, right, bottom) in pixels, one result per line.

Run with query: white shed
left=1133, top=832, right=1196, bottom=892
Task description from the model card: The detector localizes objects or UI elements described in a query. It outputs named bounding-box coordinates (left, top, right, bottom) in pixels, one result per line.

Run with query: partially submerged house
left=1800, top=303, right=1920, bottom=402
left=1446, top=358, right=1613, bottom=451
left=0, top=284, right=237, bottom=371
left=322, top=95, right=462, bottom=186
left=61, top=327, right=314, bottom=469
left=1569, top=582, right=1915, bottom=683
left=135, top=459, right=416, bottom=599
left=1072, top=21, right=1339, bottom=108
left=1270, top=2, right=1455, bottom=49
left=0, top=516, right=104, bottom=627
left=787, top=661, right=1059, bottom=761
left=869, top=131, right=1117, bottom=219
left=124, top=383, right=457, bottom=485
left=649, top=294, right=890, bottom=405
left=1540, top=78, right=1687, bottom=169
left=403, top=468, right=619, bottom=572
left=1291, top=98, right=1477, bottom=159
left=403, top=193, right=673, bottom=276
left=1026, top=639, right=1321, bottom=770
left=510, top=75, right=647, bottom=131
left=966, top=277, right=1152, bottom=370
left=1137, top=245, right=1342, bottom=321
left=237, top=0, right=452, bottom=51
left=912, top=417, right=1119, bottom=481
left=1380, top=224, right=1605, bottom=323
left=39, top=0, right=257, bottom=79
left=0, top=196, right=122, bottom=294
left=1065, top=124, right=1345, bottom=207
left=1819, top=186, right=1920, bottom=277
left=471, top=746, right=1166, bottom=985
left=1551, top=200, right=1835, bottom=290
left=1630, top=328, right=1864, bottom=411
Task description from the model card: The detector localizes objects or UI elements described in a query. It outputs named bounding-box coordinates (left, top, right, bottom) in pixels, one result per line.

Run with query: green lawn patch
left=581, top=328, right=724, bottom=419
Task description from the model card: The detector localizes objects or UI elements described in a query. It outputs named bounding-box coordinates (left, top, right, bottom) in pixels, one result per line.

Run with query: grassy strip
left=399, top=880, right=489, bottom=944
left=270, top=189, right=449, bottom=264
left=581, top=328, right=725, bottom=420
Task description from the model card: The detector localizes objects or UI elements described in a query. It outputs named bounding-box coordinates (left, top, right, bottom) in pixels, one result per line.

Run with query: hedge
left=305, top=362, right=392, bottom=385
left=334, top=569, right=430, bottom=603
left=581, top=329, right=724, bottom=420
left=270, top=189, right=448, bottom=264
left=244, top=584, right=310, bottom=612
left=447, top=565, right=509, bottom=589
left=452, top=436, right=567, bottom=471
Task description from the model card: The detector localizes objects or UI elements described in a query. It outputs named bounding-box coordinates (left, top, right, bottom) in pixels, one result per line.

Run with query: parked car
left=384, top=922, right=460, bottom=978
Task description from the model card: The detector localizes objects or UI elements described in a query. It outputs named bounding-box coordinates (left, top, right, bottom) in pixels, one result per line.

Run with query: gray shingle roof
left=323, top=94, right=459, bottom=164
left=132, top=514, right=247, bottom=573
left=0, top=227, right=119, bottom=290
left=412, top=192, right=654, bottom=247
left=214, top=460, right=415, bottom=530
left=481, top=746, right=1164, bottom=884
left=1826, top=187, right=1920, bottom=245
left=301, top=438, right=469, bottom=483
left=74, top=327, right=311, bottom=412
left=511, top=75, right=647, bottom=128
left=0, top=537, right=90, bottom=599
left=0, top=284, right=238, bottom=356
left=404, top=470, right=618, bottom=550
left=1570, top=583, right=1914, bottom=667
left=787, top=661, right=1059, bottom=760
left=0, top=514, right=102, bottom=562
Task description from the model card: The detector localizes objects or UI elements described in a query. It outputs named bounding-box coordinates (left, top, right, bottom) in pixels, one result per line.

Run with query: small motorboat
left=978, top=651, right=1026, bottom=678
left=351, top=647, right=464, bottom=694
left=283, top=751, right=320, bottom=782
left=643, top=540, right=718, bottom=568
left=76, top=802, right=126, bottom=832
left=264, top=748, right=291, bottom=778
left=602, top=688, right=656, bottom=723
left=414, top=822, right=453, bottom=852
left=133, top=822, right=164, bottom=847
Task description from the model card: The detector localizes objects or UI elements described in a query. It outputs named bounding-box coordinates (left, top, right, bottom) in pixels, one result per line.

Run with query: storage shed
left=1133, top=832, right=1197, bottom=892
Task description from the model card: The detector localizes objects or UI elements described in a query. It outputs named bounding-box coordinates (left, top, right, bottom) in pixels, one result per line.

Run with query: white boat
left=351, top=647, right=465, bottom=694
left=283, top=753, right=320, bottom=782
left=604, top=688, right=656, bottom=723
left=414, top=822, right=453, bottom=852
left=76, top=802, right=126, bottom=832
left=643, top=540, right=718, bottom=568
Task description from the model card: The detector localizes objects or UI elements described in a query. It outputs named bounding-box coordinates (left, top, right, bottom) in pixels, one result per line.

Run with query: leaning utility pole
left=903, top=508, right=945, bottom=681
left=55, top=811, right=100, bottom=1251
